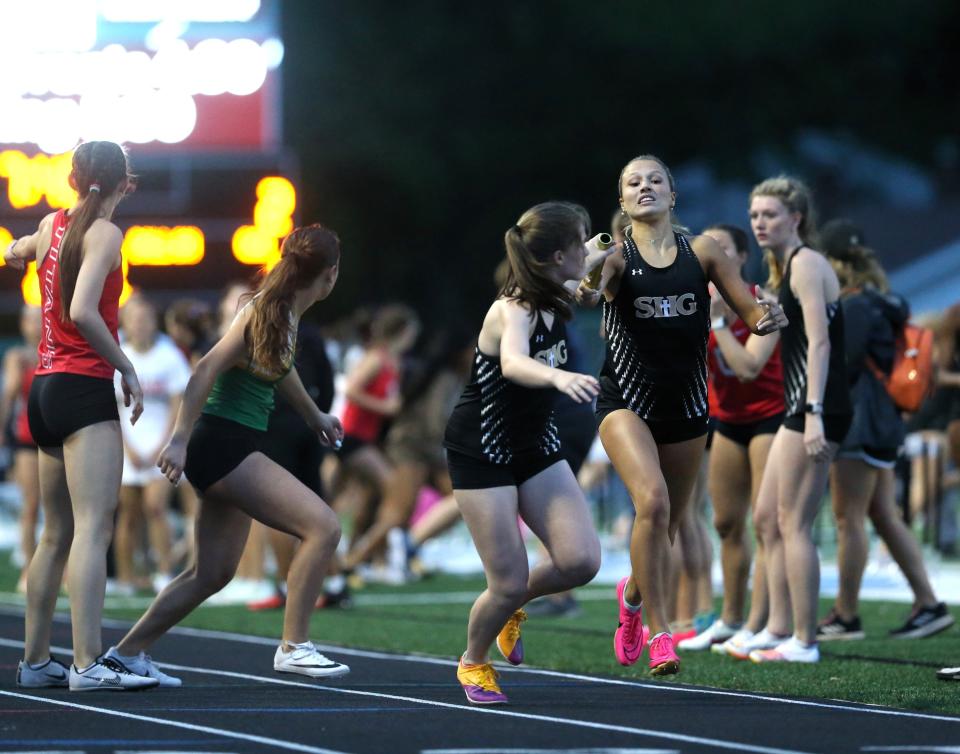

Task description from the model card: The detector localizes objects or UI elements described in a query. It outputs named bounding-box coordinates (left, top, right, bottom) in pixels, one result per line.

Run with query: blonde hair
left=749, top=175, right=819, bottom=289
left=828, top=246, right=888, bottom=293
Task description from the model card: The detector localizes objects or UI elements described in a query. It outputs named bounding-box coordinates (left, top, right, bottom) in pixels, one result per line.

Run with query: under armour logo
left=535, top=334, right=545, bottom=343
left=631, top=268, right=643, bottom=276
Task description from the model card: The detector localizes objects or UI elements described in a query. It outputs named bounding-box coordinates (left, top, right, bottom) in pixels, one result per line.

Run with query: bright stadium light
left=226, top=39, right=268, bottom=96
left=0, top=2, right=98, bottom=52
left=99, top=0, right=262, bottom=23
left=145, top=20, right=189, bottom=52
left=261, top=38, right=284, bottom=69
left=0, top=150, right=76, bottom=210
left=123, top=226, right=205, bottom=265
left=0, top=227, right=13, bottom=266
left=21, top=262, right=41, bottom=306
left=233, top=177, right=297, bottom=270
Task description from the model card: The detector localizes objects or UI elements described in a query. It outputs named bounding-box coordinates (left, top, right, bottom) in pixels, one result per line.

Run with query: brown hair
left=749, top=175, right=819, bottom=289
left=59, top=141, right=132, bottom=322
left=827, top=246, right=888, bottom=292
left=245, top=224, right=341, bottom=374
left=500, top=201, right=586, bottom=321
left=370, top=303, right=420, bottom=343
left=703, top=223, right=750, bottom=256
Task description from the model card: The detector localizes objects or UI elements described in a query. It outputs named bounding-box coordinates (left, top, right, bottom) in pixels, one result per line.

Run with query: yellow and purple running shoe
left=614, top=576, right=648, bottom=666
left=648, top=632, right=680, bottom=676
left=496, top=609, right=527, bottom=666
left=457, top=657, right=508, bottom=704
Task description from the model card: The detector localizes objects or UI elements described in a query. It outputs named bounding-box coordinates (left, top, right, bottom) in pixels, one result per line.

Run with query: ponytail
left=245, top=224, right=340, bottom=374
left=59, top=141, right=131, bottom=322
left=499, top=202, right=584, bottom=321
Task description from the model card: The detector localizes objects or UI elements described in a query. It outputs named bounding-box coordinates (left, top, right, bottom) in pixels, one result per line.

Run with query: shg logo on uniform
left=534, top=341, right=567, bottom=368
left=633, top=293, right=697, bottom=319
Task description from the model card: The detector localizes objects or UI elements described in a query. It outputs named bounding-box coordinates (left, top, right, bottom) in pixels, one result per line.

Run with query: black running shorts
left=782, top=413, right=853, bottom=445
left=446, top=448, right=565, bottom=490
left=28, top=373, right=119, bottom=447
left=595, top=376, right=709, bottom=444
left=714, top=412, right=785, bottom=447
left=184, top=414, right=264, bottom=494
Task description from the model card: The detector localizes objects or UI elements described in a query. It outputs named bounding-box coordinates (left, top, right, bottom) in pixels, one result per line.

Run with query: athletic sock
left=622, top=590, right=642, bottom=613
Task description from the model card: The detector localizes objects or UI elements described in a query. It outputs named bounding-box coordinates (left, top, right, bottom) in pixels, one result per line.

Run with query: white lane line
left=0, top=637, right=811, bottom=754
left=0, top=688, right=348, bottom=754
left=2, top=610, right=958, bottom=726
left=862, top=748, right=960, bottom=753
left=103, top=661, right=821, bottom=754
left=83, top=621, right=960, bottom=725
left=422, top=749, right=679, bottom=753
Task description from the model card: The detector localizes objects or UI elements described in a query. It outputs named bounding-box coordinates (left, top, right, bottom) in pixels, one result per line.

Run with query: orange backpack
left=868, top=322, right=935, bottom=412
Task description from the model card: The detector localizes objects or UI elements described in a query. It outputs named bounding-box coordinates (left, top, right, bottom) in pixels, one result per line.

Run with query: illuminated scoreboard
left=0, top=0, right=298, bottom=309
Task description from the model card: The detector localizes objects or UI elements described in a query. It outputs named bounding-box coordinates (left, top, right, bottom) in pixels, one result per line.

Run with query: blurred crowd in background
left=0, top=206, right=958, bottom=643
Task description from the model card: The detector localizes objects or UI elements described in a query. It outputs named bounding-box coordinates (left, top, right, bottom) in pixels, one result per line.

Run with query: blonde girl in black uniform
left=444, top=202, right=613, bottom=704
left=578, top=155, right=787, bottom=676
left=747, top=177, right=852, bottom=664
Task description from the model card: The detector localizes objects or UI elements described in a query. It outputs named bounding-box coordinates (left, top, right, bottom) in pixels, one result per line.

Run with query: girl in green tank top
left=107, top=225, right=352, bottom=681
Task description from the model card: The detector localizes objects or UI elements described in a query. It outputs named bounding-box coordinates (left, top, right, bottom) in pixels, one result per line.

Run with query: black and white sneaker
left=937, top=666, right=960, bottom=681
left=816, top=609, right=865, bottom=641
left=17, top=656, right=70, bottom=688
left=273, top=641, right=350, bottom=678
left=69, top=657, right=160, bottom=691
left=889, top=602, right=955, bottom=639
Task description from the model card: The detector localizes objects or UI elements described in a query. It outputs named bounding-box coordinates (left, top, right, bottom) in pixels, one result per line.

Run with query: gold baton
left=584, top=233, right=614, bottom=289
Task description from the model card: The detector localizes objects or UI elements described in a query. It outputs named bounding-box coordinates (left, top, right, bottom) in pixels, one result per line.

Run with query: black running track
left=0, top=609, right=956, bottom=754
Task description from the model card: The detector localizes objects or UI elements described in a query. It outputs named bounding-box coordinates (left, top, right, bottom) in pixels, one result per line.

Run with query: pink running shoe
left=648, top=632, right=680, bottom=676
left=614, top=576, right=647, bottom=666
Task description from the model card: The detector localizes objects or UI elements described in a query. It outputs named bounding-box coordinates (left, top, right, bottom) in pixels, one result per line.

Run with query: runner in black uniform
left=747, top=176, right=852, bottom=664
left=445, top=201, right=614, bottom=705
left=577, top=155, right=787, bottom=676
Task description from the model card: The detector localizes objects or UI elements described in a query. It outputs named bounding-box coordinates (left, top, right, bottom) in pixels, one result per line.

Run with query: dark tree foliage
left=282, top=0, right=960, bottom=321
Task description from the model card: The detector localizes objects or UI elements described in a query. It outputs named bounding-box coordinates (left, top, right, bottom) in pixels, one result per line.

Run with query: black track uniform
left=444, top=310, right=566, bottom=489
left=779, top=249, right=852, bottom=442
left=596, top=231, right=711, bottom=443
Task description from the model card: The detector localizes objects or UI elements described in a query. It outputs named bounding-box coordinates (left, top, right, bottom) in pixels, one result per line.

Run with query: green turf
left=1, top=553, right=956, bottom=715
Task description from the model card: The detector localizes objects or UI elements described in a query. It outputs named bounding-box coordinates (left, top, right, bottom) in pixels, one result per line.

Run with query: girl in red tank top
left=4, top=141, right=154, bottom=690
left=341, top=351, right=400, bottom=442
left=329, top=305, right=420, bottom=593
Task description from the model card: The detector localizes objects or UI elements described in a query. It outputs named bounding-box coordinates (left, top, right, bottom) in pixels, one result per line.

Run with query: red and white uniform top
left=35, top=210, right=123, bottom=380
left=707, top=284, right=785, bottom=423
left=341, top=348, right=399, bottom=443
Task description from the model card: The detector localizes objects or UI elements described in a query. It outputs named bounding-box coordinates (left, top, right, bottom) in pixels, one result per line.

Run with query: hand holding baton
left=584, top=233, right=615, bottom=289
